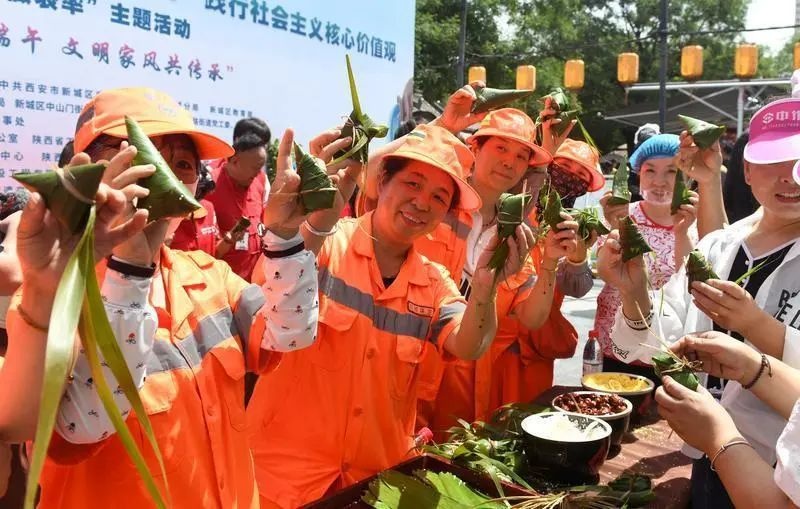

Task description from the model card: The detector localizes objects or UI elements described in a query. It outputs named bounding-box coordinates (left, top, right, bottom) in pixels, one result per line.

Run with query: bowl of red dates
left=551, top=391, right=632, bottom=447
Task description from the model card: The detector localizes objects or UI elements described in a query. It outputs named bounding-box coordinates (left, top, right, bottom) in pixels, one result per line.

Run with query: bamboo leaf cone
left=678, top=114, right=725, bottom=149
left=685, top=250, right=719, bottom=291
left=543, top=188, right=566, bottom=233
left=572, top=207, right=610, bottom=241
left=125, top=116, right=202, bottom=222
left=670, top=169, right=692, bottom=215
left=487, top=192, right=531, bottom=272
left=652, top=352, right=700, bottom=391
left=469, top=85, right=535, bottom=114
left=331, top=55, right=389, bottom=165
left=294, top=142, right=337, bottom=213
left=619, top=216, right=653, bottom=262
left=607, top=155, right=631, bottom=206
left=14, top=163, right=107, bottom=234
left=539, top=88, right=580, bottom=136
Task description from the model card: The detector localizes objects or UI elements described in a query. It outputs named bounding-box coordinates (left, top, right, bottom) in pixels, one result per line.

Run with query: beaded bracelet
left=742, top=353, right=772, bottom=390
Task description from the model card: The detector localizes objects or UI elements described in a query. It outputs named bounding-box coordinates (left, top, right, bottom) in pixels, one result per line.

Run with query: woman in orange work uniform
left=0, top=87, right=321, bottom=509
left=247, top=124, right=537, bottom=508
left=493, top=139, right=607, bottom=415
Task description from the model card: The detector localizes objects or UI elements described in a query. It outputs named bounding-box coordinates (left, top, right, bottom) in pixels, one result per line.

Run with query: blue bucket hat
left=629, top=134, right=680, bottom=173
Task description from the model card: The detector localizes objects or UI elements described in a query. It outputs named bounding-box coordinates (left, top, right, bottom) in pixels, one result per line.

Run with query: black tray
left=302, top=454, right=534, bottom=508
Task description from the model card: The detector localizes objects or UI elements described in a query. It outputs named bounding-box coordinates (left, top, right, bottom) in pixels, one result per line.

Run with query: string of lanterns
left=469, top=42, right=800, bottom=91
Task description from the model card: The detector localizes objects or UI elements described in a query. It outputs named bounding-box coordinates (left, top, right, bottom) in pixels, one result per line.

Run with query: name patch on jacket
left=408, top=302, right=434, bottom=318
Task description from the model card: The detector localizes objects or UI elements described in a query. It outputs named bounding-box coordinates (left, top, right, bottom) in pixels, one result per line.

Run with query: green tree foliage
left=414, top=0, right=777, bottom=153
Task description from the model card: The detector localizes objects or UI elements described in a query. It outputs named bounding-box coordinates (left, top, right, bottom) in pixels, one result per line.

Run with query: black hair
left=196, top=163, right=216, bottom=200
left=84, top=134, right=124, bottom=159
left=233, top=117, right=270, bottom=145
left=381, top=158, right=461, bottom=211
left=393, top=119, right=417, bottom=140
left=723, top=132, right=759, bottom=223
left=232, top=132, right=269, bottom=155
left=58, top=140, right=75, bottom=168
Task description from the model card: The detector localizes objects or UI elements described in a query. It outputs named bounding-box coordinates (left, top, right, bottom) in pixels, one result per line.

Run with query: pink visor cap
left=744, top=99, right=800, bottom=175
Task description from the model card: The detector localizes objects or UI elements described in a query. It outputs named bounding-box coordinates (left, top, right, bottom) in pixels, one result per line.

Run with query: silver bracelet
left=303, top=220, right=338, bottom=237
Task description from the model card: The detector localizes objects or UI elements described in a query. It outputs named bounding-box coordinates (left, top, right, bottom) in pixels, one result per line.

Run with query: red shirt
left=170, top=199, right=218, bottom=256
left=206, top=164, right=265, bottom=281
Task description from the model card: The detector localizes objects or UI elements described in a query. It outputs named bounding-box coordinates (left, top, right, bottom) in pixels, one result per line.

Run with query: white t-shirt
left=775, top=398, right=800, bottom=506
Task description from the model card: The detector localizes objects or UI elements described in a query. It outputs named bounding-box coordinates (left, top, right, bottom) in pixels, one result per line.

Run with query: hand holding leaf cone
left=468, top=84, right=534, bottom=114
left=14, top=163, right=106, bottom=234
left=607, top=155, right=631, bottom=206
left=685, top=250, right=719, bottom=291
left=619, top=216, right=652, bottom=262
left=331, top=55, right=389, bottom=165
left=294, top=142, right=337, bottom=213
left=125, top=116, right=201, bottom=222
left=678, top=114, right=725, bottom=149
left=539, top=87, right=580, bottom=136
left=670, top=169, right=692, bottom=215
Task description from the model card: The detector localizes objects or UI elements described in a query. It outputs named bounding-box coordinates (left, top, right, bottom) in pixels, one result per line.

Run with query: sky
left=745, top=0, right=797, bottom=53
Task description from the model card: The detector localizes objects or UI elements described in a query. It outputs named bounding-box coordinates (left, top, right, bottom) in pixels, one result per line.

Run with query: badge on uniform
left=235, top=232, right=249, bottom=251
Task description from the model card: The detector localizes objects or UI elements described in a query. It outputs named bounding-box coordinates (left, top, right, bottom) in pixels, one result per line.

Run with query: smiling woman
left=246, top=124, right=537, bottom=508
left=601, top=97, right=800, bottom=509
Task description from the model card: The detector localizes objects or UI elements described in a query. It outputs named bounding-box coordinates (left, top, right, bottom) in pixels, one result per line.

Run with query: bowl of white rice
left=520, top=412, right=612, bottom=483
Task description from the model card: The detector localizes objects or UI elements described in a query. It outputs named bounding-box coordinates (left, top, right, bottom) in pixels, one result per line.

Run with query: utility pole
left=658, top=0, right=669, bottom=130
left=457, top=0, right=468, bottom=87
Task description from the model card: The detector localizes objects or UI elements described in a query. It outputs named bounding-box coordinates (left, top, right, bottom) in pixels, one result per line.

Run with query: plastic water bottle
left=582, top=330, right=603, bottom=376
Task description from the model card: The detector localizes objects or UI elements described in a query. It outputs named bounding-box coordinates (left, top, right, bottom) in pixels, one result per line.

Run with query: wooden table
left=537, top=386, right=692, bottom=509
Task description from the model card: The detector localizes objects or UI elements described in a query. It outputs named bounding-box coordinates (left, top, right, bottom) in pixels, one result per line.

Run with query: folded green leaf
left=294, top=142, right=337, bottom=213
left=607, top=155, right=631, bottom=206
left=332, top=55, right=389, bottom=165
left=14, top=163, right=107, bottom=235
left=25, top=208, right=95, bottom=509
left=572, top=207, right=610, bottom=241
left=126, top=116, right=202, bottom=222
left=83, top=236, right=168, bottom=506
left=678, top=114, right=725, bottom=149
left=488, top=192, right=531, bottom=271
left=470, top=85, right=535, bottom=114
left=652, top=352, right=699, bottom=391
left=539, top=88, right=580, bottom=136
left=670, top=169, right=692, bottom=215
left=619, top=216, right=652, bottom=262
left=543, top=188, right=566, bottom=233
left=685, top=250, right=719, bottom=291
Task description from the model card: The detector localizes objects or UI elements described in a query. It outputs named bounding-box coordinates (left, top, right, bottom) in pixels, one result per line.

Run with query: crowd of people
left=0, top=71, right=798, bottom=509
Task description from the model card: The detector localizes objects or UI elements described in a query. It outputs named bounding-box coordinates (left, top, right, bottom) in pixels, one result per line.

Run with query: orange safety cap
left=466, top=108, right=553, bottom=167
left=73, top=87, right=234, bottom=160
left=552, top=139, right=605, bottom=192
left=384, top=124, right=482, bottom=211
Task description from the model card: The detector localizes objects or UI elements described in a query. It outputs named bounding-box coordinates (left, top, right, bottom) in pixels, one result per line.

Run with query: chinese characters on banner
left=0, top=0, right=414, bottom=189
